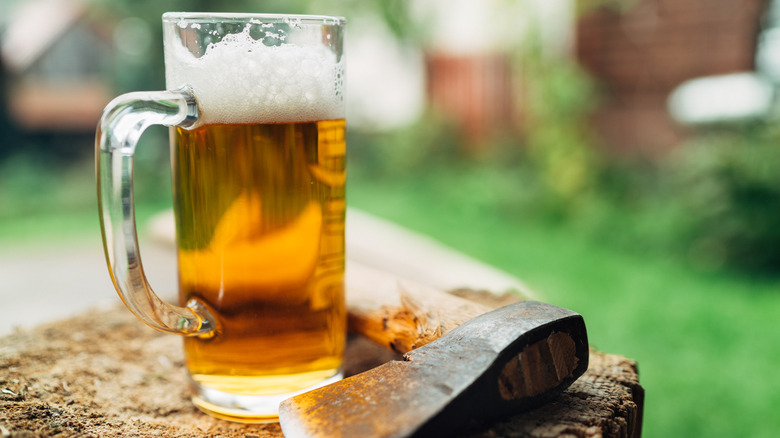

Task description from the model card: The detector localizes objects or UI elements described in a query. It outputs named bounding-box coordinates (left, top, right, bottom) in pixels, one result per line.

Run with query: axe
left=278, top=263, right=589, bottom=438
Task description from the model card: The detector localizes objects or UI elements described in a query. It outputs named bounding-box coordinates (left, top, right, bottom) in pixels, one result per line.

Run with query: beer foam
left=165, top=25, right=344, bottom=125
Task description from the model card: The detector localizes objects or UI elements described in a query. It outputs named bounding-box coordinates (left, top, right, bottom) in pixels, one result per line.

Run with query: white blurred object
left=667, top=73, right=775, bottom=125
left=668, top=0, right=780, bottom=126
left=0, top=0, right=84, bottom=72
left=411, top=0, right=573, bottom=57
left=756, top=0, right=780, bottom=83
left=345, top=15, right=425, bottom=130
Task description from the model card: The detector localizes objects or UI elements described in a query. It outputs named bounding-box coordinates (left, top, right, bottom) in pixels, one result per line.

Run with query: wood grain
left=0, top=298, right=643, bottom=437
left=346, top=262, right=492, bottom=354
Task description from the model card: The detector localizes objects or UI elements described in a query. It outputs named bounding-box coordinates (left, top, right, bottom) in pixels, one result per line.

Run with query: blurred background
left=2, top=0, right=780, bottom=436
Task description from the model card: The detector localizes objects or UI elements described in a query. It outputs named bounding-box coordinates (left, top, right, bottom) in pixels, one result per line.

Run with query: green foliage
left=0, top=128, right=172, bottom=240
left=348, top=49, right=604, bottom=220
left=575, top=0, right=641, bottom=15
left=665, top=127, right=780, bottom=272
left=348, top=169, right=780, bottom=438
left=0, top=153, right=93, bottom=221
left=349, top=44, right=780, bottom=275
left=348, top=109, right=462, bottom=178
left=373, top=0, right=414, bottom=42
left=519, top=54, right=602, bottom=218
left=559, top=123, right=780, bottom=274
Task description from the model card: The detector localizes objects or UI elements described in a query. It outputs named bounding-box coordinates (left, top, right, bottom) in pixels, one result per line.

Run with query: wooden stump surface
left=0, top=303, right=643, bottom=437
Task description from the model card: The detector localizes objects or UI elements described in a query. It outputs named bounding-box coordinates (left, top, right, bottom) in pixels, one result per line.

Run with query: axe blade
left=279, top=301, right=589, bottom=438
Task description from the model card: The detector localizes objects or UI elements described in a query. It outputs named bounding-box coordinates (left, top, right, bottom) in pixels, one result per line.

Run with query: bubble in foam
left=165, top=25, right=344, bottom=125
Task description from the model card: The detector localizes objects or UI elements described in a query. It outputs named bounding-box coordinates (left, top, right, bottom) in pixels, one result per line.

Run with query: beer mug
left=96, top=13, right=346, bottom=422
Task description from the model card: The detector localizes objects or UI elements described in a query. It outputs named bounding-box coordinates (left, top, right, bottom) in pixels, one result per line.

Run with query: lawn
left=347, top=168, right=780, bottom=438
left=2, top=153, right=779, bottom=437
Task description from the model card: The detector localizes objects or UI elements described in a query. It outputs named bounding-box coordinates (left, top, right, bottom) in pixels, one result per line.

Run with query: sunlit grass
left=348, top=167, right=780, bottom=438
left=3, top=149, right=780, bottom=437
left=0, top=132, right=172, bottom=244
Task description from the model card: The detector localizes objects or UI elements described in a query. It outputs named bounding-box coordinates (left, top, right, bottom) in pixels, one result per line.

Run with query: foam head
left=163, top=17, right=345, bottom=125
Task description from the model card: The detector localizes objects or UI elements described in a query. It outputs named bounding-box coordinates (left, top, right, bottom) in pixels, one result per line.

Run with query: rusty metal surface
left=279, top=301, right=589, bottom=438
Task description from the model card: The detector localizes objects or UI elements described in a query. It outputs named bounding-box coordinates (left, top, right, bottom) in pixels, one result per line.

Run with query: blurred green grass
left=0, top=127, right=172, bottom=245
left=2, top=2, right=776, bottom=436
left=348, top=166, right=780, bottom=438
left=2, top=147, right=780, bottom=438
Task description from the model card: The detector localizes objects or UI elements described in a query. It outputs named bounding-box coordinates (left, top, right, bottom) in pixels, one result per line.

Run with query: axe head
left=279, top=301, right=589, bottom=438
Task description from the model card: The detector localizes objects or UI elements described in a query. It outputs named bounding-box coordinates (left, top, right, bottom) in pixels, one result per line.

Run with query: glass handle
left=96, top=87, right=215, bottom=337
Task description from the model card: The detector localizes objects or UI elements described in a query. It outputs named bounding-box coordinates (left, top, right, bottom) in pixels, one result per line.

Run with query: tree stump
left=0, top=303, right=643, bottom=437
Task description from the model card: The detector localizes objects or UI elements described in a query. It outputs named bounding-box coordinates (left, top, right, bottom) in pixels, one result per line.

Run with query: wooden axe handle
left=346, top=261, right=493, bottom=354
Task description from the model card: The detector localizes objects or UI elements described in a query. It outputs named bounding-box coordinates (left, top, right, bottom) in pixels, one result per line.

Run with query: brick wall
left=576, top=0, right=767, bottom=155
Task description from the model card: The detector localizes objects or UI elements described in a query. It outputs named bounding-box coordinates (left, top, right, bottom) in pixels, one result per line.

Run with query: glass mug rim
left=162, top=12, right=346, bottom=25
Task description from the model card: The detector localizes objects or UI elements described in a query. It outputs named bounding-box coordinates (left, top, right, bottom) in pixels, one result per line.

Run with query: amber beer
left=171, top=118, right=346, bottom=408
left=162, top=16, right=348, bottom=419
left=97, top=13, right=347, bottom=422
